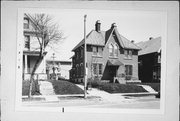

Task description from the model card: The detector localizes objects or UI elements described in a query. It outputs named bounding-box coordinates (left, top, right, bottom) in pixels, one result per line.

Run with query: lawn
left=22, top=80, right=40, bottom=96
left=49, top=80, right=84, bottom=95
left=89, top=82, right=148, bottom=93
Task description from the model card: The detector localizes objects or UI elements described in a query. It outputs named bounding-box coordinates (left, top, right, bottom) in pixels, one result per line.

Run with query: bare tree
left=25, top=13, right=64, bottom=98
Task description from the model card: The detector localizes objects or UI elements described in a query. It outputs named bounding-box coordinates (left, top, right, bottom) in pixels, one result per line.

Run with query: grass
left=49, top=80, right=84, bottom=95
left=90, top=82, right=148, bottom=93
left=22, top=80, right=41, bottom=96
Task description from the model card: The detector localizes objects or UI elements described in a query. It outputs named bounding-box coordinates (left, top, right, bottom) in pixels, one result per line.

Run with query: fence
left=23, top=73, right=47, bottom=81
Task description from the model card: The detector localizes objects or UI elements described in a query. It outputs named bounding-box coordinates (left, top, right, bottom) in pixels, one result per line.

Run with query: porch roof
left=107, top=60, right=124, bottom=66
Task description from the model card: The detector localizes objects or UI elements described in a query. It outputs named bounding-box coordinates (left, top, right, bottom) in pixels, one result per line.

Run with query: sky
left=42, top=9, right=165, bottom=61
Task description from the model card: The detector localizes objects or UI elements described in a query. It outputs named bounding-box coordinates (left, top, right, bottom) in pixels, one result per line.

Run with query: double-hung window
left=93, top=63, right=103, bottom=76
left=125, top=65, right=133, bottom=79
left=24, top=18, right=29, bottom=29
left=93, top=46, right=98, bottom=56
left=109, top=43, right=118, bottom=57
left=24, top=35, right=30, bottom=50
left=93, top=46, right=103, bottom=56
left=114, top=44, right=118, bottom=57
left=109, top=44, right=114, bottom=57
left=124, top=50, right=132, bottom=59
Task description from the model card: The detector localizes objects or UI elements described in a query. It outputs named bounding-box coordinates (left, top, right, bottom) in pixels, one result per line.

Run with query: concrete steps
left=39, top=81, right=58, bottom=101
left=39, top=81, right=55, bottom=95
left=138, top=85, right=157, bottom=93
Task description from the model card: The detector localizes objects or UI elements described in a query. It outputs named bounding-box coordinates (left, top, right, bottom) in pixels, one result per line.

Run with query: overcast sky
left=41, top=9, right=165, bottom=61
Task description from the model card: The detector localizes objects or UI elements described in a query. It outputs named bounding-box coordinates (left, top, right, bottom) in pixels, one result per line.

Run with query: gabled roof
left=137, top=37, right=161, bottom=55
left=72, top=30, right=105, bottom=51
left=72, top=25, right=141, bottom=51
left=113, top=28, right=141, bottom=50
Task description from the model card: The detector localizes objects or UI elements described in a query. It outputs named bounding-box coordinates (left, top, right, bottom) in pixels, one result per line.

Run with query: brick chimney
left=149, top=37, right=153, bottom=40
left=111, top=23, right=117, bottom=28
left=95, top=20, right=101, bottom=32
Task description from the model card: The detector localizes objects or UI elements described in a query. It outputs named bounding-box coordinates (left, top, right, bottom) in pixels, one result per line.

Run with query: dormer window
left=24, top=18, right=29, bottom=29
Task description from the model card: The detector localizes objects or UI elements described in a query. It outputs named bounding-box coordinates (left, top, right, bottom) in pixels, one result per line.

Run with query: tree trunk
left=28, top=55, right=43, bottom=99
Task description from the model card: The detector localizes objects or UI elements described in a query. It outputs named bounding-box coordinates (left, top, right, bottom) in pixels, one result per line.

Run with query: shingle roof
left=114, top=28, right=141, bottom=50
left=72, top=25, right=141, bottom=51
left=72, top=30, right=105, bottom=51
left=137, top=37, right=161, bottom=55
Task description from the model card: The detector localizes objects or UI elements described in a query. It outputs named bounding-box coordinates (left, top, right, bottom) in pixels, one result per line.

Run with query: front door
left=109, top=66, right=118, bottom=82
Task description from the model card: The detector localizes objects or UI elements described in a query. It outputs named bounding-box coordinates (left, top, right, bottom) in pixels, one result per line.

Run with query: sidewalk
left=22, top=83, right=158, bottom=103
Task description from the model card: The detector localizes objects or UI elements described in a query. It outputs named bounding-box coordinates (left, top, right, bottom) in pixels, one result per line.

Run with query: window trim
left=124, top=49, right=133, bottom=59
left=92, top=63, right=103, bottom=76
left=125, top=64, right=133, bottom=78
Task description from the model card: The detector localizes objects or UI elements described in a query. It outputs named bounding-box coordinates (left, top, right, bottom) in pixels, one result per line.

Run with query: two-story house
left=137, top=37, right=161, bottom=83
left=23, top=14, right=47, bottom=80
left=70, top=20, right=141, bottom=83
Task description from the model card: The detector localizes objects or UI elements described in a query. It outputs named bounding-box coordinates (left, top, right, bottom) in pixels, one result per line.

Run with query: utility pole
left=84, top=15, right=87, bottom=99
left=51, top=53, right=56, bottom=75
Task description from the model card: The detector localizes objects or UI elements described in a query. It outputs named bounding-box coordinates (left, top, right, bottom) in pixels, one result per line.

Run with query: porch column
left=24, top=55, right=28, bottom=73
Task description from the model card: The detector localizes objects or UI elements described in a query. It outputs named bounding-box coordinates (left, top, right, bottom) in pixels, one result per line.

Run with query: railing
left=23, top=73, right=47, bottom=80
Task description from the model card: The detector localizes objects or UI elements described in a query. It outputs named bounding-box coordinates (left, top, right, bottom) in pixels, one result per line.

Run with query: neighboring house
left=137, top=37, right=161, bottom=83
left=46, top=60, right=72, bottom=80
left=70, top=20, right=141, bottom=83
left=23, top=14, right=47, bottom=80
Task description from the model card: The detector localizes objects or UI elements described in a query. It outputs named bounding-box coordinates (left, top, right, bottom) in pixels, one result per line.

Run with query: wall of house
left=29, top=55, right=46, bottom=74
left=138, top=53, right=155, bottom=82
left=139, top=52, right=161, bottom=83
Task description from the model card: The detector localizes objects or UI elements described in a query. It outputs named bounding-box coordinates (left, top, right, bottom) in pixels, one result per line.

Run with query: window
left=93, top=63, right=103, bottom=76
left=92, top=46, right=103, bottom=56
left=114, top=44, right=118, bottom=57
left=76, top=64, right=79, bottom=76
left=109, top=44, right=114, bottom=57
left=98, top=47, right=103, bottom=56
left=129, top=50, right=132, bottom=59
left=124, top=50, right=132, bottom=59
left=80, top=63, right=84, bottom=76
left=109, top=43, right=119, bottom=57
left=125, top=65, right=133, bottom=76
left=80, top=48, right=83, bottom=58
left=99, top=64, right=103, bottom=75
left=93, top=46, right=98, bottom=55
left=24, top=35, right=30, bottom=50
left=76, top=51, right=79, bottom=59
left=93, top=64, right=98, bottom=75
left=24, top=18, right=29, bottom=29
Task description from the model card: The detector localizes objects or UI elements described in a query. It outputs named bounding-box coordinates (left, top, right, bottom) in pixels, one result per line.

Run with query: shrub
left=49, top=80, right=84, bottom=95
left=22, top=80, right=40, bottom=96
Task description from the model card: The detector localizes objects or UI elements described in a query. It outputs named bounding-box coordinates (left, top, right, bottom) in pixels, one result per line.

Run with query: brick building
left=70, top=21, right=141, bottom=83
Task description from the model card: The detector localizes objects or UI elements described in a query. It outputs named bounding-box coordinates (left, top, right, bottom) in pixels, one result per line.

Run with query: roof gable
left=105, top=27, right=141, bottom=50
left=72, top=23, right=141, bottom=51
left=137, top=37, right=161, bottom=55
left=72, top=30, right=105, bottom=51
